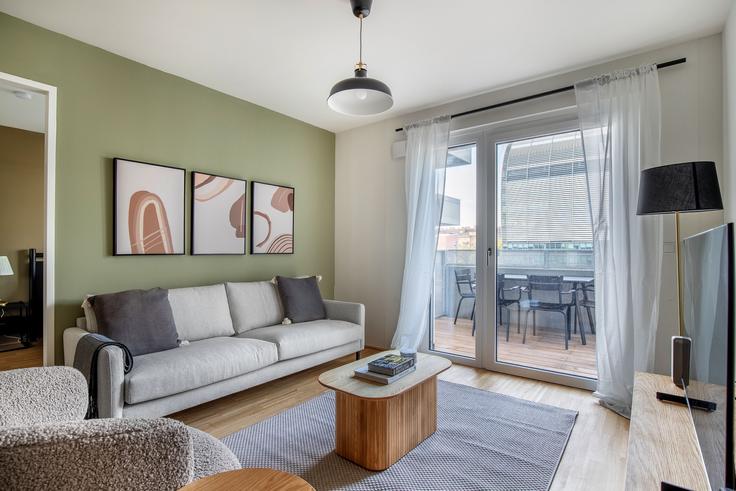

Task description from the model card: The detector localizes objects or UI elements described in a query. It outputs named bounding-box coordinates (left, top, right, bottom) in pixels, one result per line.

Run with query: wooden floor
left=433, top=316, right=598, bottom=379
left=0, top=342, right=43, bottom=371
left=172, top=348, right=628, bottom=491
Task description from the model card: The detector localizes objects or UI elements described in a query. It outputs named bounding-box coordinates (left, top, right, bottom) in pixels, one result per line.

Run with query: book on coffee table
left=354, top=365, right=417, bottom=384
left=367, top=354, right=415, bottom=376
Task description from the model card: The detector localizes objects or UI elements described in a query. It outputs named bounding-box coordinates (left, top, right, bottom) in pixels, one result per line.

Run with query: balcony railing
left=434, top=248, right=593, bottom=319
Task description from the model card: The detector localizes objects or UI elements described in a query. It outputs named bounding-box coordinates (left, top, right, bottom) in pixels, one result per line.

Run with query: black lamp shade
left=328, top=69, right=393, bottom=116
left=636, top=161, right=723, bottom=215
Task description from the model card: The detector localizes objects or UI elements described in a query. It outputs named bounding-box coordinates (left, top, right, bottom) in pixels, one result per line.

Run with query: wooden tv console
left=626, top=372, right=709, bottom=490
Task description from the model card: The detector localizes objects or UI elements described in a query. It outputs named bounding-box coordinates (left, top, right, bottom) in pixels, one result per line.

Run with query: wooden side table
left=319, top=350, right=452, bottom=470
left=180, top=468, right=314, bottom=491
left=0, top=301, right=31, bottom=347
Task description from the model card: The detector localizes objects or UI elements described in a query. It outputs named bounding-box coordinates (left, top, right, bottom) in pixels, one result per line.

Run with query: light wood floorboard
left=172, top=348, right=627, bottom=491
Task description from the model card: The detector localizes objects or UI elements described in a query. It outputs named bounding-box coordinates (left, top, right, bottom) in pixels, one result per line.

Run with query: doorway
left=0, top=72, right=56, bottom=369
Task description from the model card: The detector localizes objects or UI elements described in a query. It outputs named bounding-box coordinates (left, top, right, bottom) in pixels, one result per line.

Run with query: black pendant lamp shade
left=327, top=0, right=393, bottom=116
left=637, top=161, right=723, bottom=215
left=328, top=67, right=393, bottom=116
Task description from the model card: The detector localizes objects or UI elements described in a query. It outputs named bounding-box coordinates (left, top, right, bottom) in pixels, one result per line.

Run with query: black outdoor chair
left=520, top=275, right=584, bottom=350
left=575, top=280, right=596, bottom=335
left=497, top=274, right=522, bottom=342
left=453, top=268, right=476, bottom=328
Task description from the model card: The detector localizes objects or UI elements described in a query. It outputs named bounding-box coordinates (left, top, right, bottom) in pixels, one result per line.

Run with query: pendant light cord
left=359, top=14, right=363, bottom=66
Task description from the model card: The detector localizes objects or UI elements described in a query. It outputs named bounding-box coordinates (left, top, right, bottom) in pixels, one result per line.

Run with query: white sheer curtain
left=391, top=115, right=451, bottom=350
left=575, top=65, right=663, bottom=417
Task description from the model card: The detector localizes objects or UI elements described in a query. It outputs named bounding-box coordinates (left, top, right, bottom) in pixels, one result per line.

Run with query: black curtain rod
left=394, top=57, right=686, bottom=132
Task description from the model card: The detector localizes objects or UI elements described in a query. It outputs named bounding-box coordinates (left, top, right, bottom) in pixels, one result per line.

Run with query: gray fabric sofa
left=0, top=366, right=240, bottom=490
left=63, top=280, right=365, bottom=418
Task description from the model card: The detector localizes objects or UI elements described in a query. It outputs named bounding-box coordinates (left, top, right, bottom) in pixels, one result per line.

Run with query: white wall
left=724, top=3, right=736, bottom=223
left=335, top=34, right=724, bottom=374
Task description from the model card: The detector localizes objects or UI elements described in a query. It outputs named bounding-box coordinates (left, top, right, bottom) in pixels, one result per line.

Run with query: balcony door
left=484, top=118, right=597, bottom=389
left=429, top=137, right=480, bottom=362
left=426, top=115, right=597, bottom=389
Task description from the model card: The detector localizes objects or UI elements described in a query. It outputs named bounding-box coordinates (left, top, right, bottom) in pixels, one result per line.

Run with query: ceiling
left=0, top=80, right=46, bottom=133
left=0, top=0, right=732, bottom=133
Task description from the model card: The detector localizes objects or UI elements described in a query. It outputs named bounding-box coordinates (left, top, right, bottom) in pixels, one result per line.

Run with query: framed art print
left=191, top=172, right=247, bottom=255
left=113, top=158, right=185, bottom=255
left=251, top=181, right=294, bottom=254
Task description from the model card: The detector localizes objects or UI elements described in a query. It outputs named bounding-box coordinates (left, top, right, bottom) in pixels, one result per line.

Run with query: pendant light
left=328, top=0, right=393, bottom=116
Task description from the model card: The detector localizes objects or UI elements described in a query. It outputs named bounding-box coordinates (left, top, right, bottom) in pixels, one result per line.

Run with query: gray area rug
left=223, top=381, right=577, bottom=491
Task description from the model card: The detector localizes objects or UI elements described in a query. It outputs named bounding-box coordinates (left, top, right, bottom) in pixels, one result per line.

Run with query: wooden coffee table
left=318, top=351, right=451, bottom=471
left=180, top=468, right=314, bottom=490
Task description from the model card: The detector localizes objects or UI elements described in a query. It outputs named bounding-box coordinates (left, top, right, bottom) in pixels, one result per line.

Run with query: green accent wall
left=0, top=13, right=335, bottom=363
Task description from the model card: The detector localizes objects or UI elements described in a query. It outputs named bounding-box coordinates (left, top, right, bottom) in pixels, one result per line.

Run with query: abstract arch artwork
left=251, top=181, right=294, bottom=254
left=191, top=171, right=247, bottom=255
left=114, top=158, right=185, bottom=255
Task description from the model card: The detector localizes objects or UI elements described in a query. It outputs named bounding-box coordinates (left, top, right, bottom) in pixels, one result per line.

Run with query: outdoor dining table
left=503, top=274, right=593, bottom=289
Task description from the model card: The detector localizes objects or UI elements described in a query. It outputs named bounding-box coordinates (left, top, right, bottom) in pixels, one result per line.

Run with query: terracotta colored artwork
left=191, top=172, right=247, bottom=255
left=251, top=181, right=294, bottom=254
left=114, top=158, right=185, bottom=255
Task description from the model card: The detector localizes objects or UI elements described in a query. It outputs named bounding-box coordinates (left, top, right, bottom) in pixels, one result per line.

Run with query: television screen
left=682, top=223, right=734, bottom=490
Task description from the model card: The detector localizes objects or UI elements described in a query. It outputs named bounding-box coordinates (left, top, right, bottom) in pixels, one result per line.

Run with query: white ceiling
left=0, top=80, right=46, bottom=133
left=0, top=0, right=732, bottom=133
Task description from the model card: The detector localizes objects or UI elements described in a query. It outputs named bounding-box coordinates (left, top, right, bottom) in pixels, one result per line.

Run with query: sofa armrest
left=0, top=418, right=193, bottom=490
left=0, top=367, right=88, bottom=428
left=96, top=345, right=126, bottom=418
left=63, top=327, right=89, bottom=367
left=64, top=327, right=126, bottom=418
left=324, top=299, right=365, bottom=327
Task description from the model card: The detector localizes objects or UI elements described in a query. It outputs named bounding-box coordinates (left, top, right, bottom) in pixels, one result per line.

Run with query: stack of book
left=354, top=354, right=416, bottom=384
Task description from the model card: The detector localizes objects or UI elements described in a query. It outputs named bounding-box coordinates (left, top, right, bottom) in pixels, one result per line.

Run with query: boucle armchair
left=0, top=366, right=240, bottom=490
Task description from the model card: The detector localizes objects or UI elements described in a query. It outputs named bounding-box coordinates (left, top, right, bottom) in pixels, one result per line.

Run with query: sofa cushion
left=124, top=337, right=277, bottom=404
left=91, top=288, right=179, bottom=356
left=275, top=276, right=326, bottom=324
left=236, top=320, right=362, bottom=361
left=225, top=281, right=283, bottom=333
left=168, top=284, right=235, bottom=341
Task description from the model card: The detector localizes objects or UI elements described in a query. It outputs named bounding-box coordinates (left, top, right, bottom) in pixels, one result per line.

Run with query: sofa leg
left=355, top=351, right=362, bottom=360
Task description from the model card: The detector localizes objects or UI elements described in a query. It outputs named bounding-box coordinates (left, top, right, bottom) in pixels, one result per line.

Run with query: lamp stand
left=675, top=211, right=684, bottom=336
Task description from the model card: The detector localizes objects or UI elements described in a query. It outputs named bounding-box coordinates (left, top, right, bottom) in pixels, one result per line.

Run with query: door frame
left=0, top=71, right=57, bottom=366
left=480, top=113, right=596, bottom=390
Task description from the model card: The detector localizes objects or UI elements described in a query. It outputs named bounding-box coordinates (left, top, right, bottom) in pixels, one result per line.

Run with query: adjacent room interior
left=1, top=1, right=736, bottom=490
left=0, top=78, right=46, bottom=368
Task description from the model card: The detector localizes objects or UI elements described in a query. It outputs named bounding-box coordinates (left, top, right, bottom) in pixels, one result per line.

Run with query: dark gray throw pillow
left=276, top=276, right=326, bottom=324
left=90, top=288, right=179, bottom=356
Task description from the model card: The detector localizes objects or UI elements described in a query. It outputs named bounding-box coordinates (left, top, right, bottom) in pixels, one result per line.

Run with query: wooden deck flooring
left=433, top=316, right=597, bottom=379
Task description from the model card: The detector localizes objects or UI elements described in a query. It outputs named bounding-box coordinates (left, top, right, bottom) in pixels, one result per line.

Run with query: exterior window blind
left=499, top=131, right=592, bottom=248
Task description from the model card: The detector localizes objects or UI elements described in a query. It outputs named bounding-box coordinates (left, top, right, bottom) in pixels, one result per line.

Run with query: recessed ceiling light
left=12, top=90, right=33, bottom=100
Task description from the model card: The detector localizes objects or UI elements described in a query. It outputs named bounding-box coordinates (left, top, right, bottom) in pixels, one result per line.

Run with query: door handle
left=487, top=247, right=493, bottom=266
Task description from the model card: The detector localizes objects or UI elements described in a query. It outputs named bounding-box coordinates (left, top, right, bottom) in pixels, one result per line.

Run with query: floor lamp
left=636, top=161, right=723, bottom=336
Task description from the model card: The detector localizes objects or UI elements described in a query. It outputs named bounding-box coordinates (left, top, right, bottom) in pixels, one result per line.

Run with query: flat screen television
left=682, top=222, right=735, bottom=490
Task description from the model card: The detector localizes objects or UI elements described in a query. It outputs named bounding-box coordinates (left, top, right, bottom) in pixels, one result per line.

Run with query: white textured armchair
left=0, top=366, right=240, bottom=490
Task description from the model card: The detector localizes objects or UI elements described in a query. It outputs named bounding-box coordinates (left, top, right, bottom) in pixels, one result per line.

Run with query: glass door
left=484, top=119, right=597, bottom=390
left=425, top=117, right=597, bottom=389
left=429, top=137, right=480, bottom=361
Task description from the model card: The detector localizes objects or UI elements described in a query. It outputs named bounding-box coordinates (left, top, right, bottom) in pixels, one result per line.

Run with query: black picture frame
left=113, top=157, right=186, bottom=256
left=250, top=180, right=295, bottom=255
left=190, top=171, right=247, bottom=256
